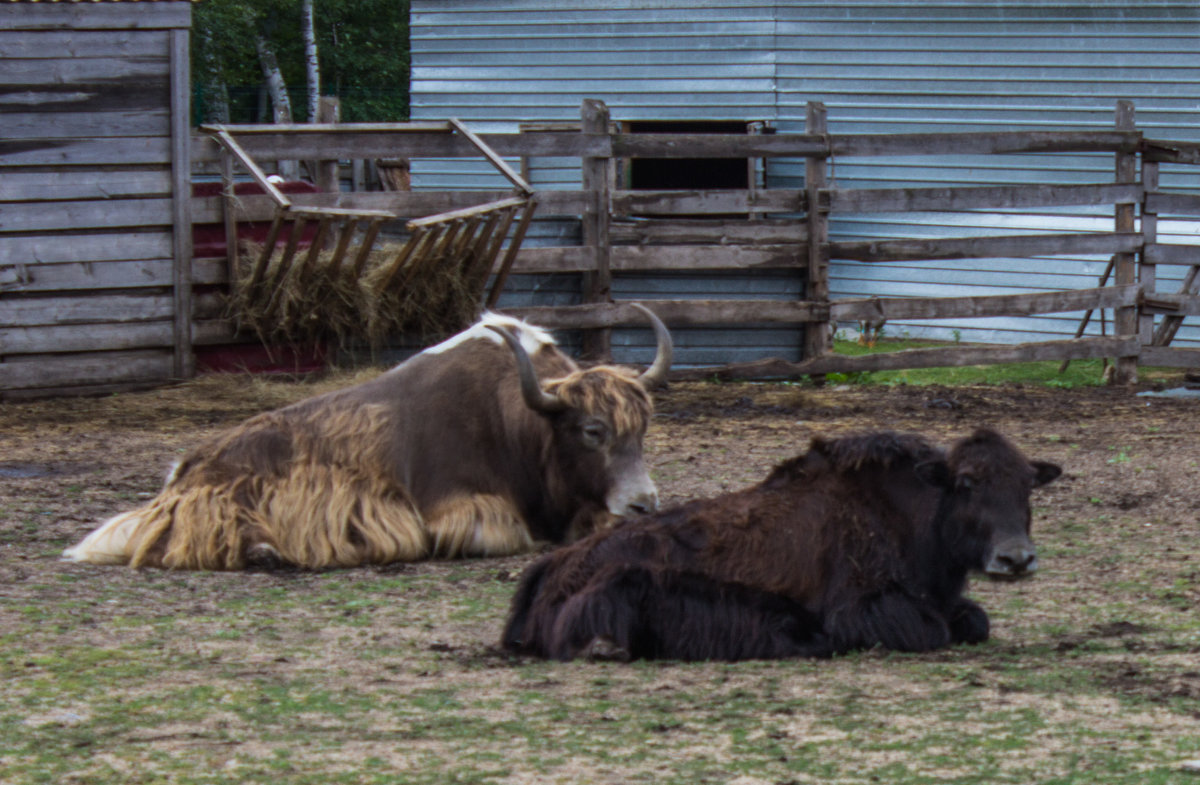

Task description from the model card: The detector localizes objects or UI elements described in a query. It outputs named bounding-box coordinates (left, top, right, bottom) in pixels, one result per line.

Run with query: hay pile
left=228, top=239, right=486, bottom=349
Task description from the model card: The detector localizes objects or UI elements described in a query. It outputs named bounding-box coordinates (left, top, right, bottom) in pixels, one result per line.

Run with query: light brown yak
left=64, top=306, right=672, bottom=570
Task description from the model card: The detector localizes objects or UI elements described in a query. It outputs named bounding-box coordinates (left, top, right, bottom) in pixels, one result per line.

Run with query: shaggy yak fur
left=502, top=428, right=1062, bottom=662
left=63, top=309, right=671, bottom=570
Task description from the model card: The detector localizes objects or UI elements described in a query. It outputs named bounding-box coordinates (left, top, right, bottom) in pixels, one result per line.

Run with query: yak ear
left=915, top=459, right=953, bottom=489
left=1031, top=460, right=1063, bottom=487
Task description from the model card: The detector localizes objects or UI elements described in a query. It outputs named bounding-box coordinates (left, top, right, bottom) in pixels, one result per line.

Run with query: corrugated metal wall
left=410, top=0, right=1200, bottom=359
left=770, top=1, right=1200, bottom=347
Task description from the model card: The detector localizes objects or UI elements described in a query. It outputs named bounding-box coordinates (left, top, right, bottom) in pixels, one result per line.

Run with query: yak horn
left=488, top=324, right=566, bottom=414
left=632, top=303, right=673, bottom=390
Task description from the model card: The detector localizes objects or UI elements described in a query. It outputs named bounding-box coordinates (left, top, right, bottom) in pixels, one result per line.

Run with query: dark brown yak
left=63, top=305, right=672, bottom=570
left=502, top=429, right=1061, bottom=661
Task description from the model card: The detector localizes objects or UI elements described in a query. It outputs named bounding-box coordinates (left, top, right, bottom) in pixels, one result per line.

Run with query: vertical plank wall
left=0, top=3, right=193, bottom=397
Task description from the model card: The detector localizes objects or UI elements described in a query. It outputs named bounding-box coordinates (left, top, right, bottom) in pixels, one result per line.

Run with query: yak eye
left=581, top=421, right=609, bottom=448
left=958, top=475, right=976, bottom=491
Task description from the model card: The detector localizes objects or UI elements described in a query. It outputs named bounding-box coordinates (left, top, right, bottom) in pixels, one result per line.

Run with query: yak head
left=489, top=304, right=672, bottom=542
left=918, top=428, right=1061, bottom=580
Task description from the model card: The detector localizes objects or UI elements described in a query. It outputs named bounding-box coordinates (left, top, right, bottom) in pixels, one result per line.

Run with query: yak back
left=514, top=431, right=948, bottom=619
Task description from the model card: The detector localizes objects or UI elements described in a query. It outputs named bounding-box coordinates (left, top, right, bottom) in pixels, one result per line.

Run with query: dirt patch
left=2, top=375, right=1199, bottom=783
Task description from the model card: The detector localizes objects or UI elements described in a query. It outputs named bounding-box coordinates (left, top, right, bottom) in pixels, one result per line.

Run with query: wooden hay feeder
left=205, top=120, right=536, bottom=346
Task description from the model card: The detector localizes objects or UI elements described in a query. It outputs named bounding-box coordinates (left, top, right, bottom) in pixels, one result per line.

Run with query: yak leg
left=501, top=553, right=557, bottom=654
left=826, top=591, right=954, bottom=654
left=947, top=598, right=990, bottom=645
left=425, top=494, right=534, bottom=558
left=548, top=566, right=829, bottom=662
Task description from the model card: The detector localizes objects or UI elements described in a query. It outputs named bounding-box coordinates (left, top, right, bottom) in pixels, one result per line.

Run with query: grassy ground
left=2, top=369, right=1198, bottom=784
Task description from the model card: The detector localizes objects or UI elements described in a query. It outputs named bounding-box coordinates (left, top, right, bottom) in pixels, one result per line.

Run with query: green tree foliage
left=192, top=0, right=410, bottom=124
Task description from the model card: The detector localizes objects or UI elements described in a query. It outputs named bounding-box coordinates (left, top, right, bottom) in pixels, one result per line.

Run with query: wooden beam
left=169, top=27, right=193, bottom=380
left=1113, top=100, right=1139, bottom=384
left=207, top=128, right=291, bottom=208
left=1138, top=346, right=1200, bottom=368
left=829, top=183, right=1144, bottom=214
left=580, top=99, right=613, bottom=359
left=610, top=218, right=808, bottom=246
left=831, top=285, right=1141, bottom=322
left=830, top=232, right=1141, bottom=263
left=502, top=299, right=828, bottom=329
left=805, top=101, right=831, bottom=369
left=449, top=118, right=533, bottom=196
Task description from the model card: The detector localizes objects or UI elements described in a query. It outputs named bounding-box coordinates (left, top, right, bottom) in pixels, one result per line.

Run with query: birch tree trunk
left=254, top=33, right=292, bottom=124
left=301, top=0, right=321, bottom=122
left=254, top=33, right=297, bottom=178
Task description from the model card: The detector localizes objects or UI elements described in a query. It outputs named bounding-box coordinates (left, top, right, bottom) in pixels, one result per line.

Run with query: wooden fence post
left=1139, top=158, right=1159, bottom=346
left=169, top=27, right=194, bottom=379
left=805, top=102, right=832, bottom=378
left=581, top=99, right=613, bottom=360
left=1113, top=100, right=1138, bottom=384
left=315, top=96, right=341, bottom=193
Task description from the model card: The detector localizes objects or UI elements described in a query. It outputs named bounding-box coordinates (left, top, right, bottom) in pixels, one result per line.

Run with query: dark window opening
left=625, top=121, right=756, bottom=190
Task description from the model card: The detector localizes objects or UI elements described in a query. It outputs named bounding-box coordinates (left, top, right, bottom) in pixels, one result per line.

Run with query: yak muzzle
left=984, top=539, right=1038, bottom=579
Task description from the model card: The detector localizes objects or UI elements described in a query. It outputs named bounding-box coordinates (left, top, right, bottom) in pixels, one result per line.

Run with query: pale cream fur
left=426, top=493, right=534, bottom=558
left=67, top=402, right=432, bottom=570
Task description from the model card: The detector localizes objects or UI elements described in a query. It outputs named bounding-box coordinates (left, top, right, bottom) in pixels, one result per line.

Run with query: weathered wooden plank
left=0, top=292, right=223, bottom=328
left=830, top=183, right=1144, bottom=214
left=192, top=130, right=610, bottom=164
left=0, top=29, right=167, bottom=58
left=611, top=131, right=1139, bottom=159
left=830, top=233, right=1141, bottom=263
left=191, top=190, right=590, bottom=223
left=0, top=169, right=171, bottom=203
left=1142, top=244, right=1200, bottom=266
left=0, top=5, right=191, bottom=31
left=671, top=337, right=1140, bottom=380
left=1112, top=101, right=1139, bottom=384
left=0, top=198, right=174, bottom=233
left=1138, top=346, right=1200, bottom=368
left=613, top=189, right=804, bottom=216
left=510, top=244, right=808, bottom=274
left=189, top=128, right=1140, bottom=166
left=169, top=25, right=193, bottom=380
left=1, top=110, right=170, bottom=139
left=1140, top=292, right=1200, bottom=316
left=1, top=319, right=232, bottom=355
left=1143, top=139, right=1200, bottom=165
left=4, top=56, right=166, bottom=84
left=0, top=258, right=223, bottom=294
left=0, top=232, right=172, bottom=265
left=0, top=136, right=171, bottom=167
left=830, top=284, right=1141, bottom=322
left=502, top=299, right=828, bottom=329
left=0, top=350, right=174, bottom=391
left=610, top=219, right=808, bottom=246
left=1144, top=192, right=1200, bottom=216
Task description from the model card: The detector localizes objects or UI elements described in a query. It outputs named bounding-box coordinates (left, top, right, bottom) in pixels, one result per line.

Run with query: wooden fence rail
left=176, top=99, right=1200, bottom=383
left=16, top=101, right=1200, bottom=397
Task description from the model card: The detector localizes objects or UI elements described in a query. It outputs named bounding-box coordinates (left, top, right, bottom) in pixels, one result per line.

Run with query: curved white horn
left=487, top=324, right=566, bottom=414
left=631, top=303, right=673, bottom=389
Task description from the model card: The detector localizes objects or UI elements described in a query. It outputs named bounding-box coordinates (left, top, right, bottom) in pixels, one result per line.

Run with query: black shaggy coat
left=502, top=429, right=1061, bottom=662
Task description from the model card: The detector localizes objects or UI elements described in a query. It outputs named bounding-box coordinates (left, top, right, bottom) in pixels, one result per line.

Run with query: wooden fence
left=184, top=100, right=1200, bottom=382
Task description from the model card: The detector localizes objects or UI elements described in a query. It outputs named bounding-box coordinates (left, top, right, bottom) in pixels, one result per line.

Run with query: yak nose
left=986, top=543, right=1038, bottom=578
left=622, top=490, right=658, bottom=517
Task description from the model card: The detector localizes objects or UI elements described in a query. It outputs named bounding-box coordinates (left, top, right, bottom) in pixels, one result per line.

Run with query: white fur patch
left=62, top=510, right=144, bottom=565
left=420, top=312, right=555, bottom=358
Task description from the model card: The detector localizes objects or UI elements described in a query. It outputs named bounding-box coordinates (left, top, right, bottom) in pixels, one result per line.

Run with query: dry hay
left=228, top=239, right=484, bottom=349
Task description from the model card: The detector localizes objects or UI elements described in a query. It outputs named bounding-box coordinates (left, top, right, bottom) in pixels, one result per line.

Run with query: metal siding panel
left=774, top=1, right=1200, bottom=346
left=412, top=1, right=1200, bottom=353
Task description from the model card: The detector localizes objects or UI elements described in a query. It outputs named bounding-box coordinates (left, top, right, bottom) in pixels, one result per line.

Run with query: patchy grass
left=828, top=338, right=1189, bottom=389
left=2, top=378, right=1199, bottom=783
